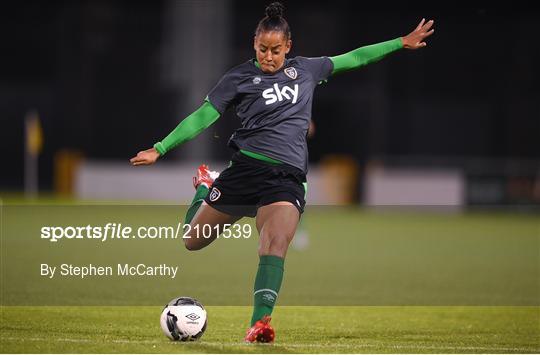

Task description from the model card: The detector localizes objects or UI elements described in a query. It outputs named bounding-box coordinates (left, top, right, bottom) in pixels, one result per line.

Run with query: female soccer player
left=131, top=2, right=434, bottom=343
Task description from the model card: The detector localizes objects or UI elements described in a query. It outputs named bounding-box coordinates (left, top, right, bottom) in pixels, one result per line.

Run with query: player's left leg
left=256, top=201, right=299, bottom=258
left=245, top=201, right=300, bottom=342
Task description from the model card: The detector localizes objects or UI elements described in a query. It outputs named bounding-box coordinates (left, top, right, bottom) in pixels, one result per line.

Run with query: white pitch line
left=2, top=336, right=538, bottom=352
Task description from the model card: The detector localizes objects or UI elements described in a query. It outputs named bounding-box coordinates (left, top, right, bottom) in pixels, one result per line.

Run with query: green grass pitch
left=1, top=306, right=538, bottom=353
left=1, top=201, right=539, bottom=352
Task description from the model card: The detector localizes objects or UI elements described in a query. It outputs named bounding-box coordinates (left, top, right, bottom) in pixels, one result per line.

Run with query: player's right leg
left=183, top=164, right=219, bottom=225
left=183, top=202, right=240, bottom=250
left=182, top=164, right=241, bottom=251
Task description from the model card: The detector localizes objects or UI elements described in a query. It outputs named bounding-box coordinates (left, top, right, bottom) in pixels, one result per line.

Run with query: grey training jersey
left=207, top=56, right=333, bottom=173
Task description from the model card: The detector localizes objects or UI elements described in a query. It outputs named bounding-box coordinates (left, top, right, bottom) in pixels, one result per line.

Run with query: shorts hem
left=258, top=191, right=305, bottom=215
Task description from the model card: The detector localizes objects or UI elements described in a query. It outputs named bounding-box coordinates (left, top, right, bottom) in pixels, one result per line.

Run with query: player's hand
left=402, top=18, right=434, bottom=49
left=130, top=148, right=160, bottom=166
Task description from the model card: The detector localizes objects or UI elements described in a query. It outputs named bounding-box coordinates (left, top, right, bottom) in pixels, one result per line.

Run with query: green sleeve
left=330, top=38, right=403, bottom=76
left=153, top=100, right=220, bottom=156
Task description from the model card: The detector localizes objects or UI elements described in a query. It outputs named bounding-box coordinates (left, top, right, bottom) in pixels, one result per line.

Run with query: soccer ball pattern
left=160, top=297, right=207, bottom=341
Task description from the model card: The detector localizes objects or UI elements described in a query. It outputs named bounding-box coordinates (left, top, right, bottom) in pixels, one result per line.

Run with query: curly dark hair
left=255, top=2, right=291, bottom=40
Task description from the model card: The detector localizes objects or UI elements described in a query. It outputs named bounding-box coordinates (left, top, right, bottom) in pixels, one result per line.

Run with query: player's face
left=254, top=31, right=291, bottom=74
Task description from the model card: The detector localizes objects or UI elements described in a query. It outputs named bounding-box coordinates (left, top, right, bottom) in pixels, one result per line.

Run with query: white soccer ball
left=160, top=297, right=207, bottom=341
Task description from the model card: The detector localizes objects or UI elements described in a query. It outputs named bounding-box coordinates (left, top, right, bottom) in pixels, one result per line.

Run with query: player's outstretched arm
left=130, top=101, right=221, bottom=166
left=130, top=147, right=161, bottom=166
left=401, top=18, right=435, bottom=49
left=330, top=18, right=434, bottom=76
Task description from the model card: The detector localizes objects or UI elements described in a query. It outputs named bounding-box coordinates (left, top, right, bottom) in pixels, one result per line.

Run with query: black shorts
left=204, top=151, right=306, bottom=217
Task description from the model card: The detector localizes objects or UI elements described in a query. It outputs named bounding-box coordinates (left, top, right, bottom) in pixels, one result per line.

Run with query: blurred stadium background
left=1, top=0, right=539, bottom=207
left=1, top=2, right=539, bottom=352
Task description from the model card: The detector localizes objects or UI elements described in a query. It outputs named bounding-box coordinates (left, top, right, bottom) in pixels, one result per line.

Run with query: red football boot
left=193, top=164, right=220, bottom=189
left=244, top=315, right=275, bottom=343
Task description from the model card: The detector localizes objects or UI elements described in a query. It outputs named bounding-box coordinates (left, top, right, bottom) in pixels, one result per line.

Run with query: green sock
left=251, top=255, right=284, bottom=326
left=184, top=185, right=209, bottom=224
